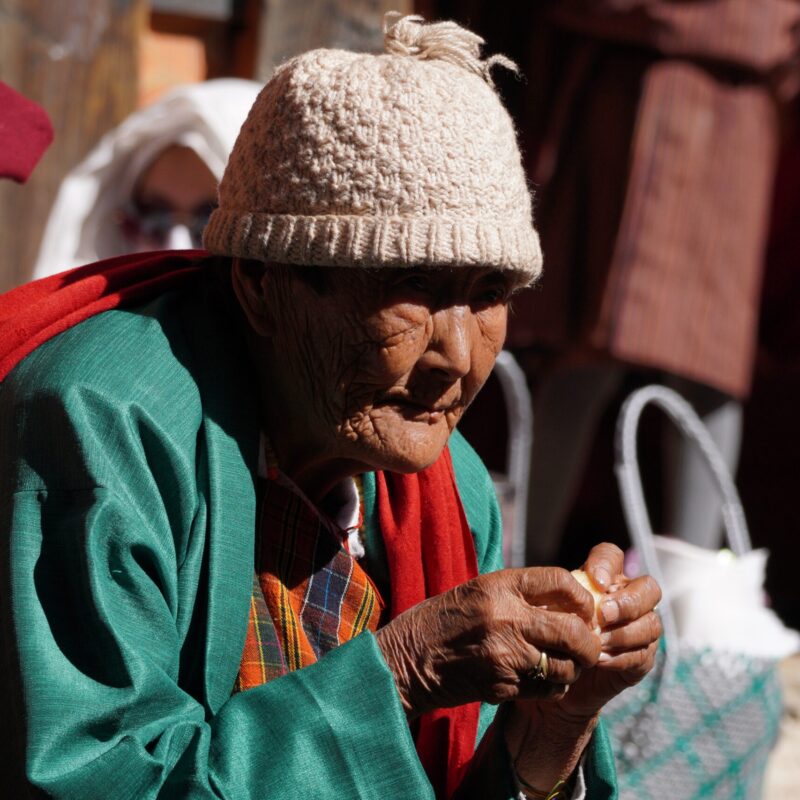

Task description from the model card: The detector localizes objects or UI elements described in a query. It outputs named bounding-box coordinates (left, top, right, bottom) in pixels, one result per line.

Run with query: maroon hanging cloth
left=0, top=82, right=54, bottom=183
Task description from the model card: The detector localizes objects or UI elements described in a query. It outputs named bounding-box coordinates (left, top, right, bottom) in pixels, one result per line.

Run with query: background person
left=32, top=78, right=262, bottom=279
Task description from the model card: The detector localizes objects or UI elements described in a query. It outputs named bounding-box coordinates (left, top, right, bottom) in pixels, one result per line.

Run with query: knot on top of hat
left=383, top=12, right=517, bottom=85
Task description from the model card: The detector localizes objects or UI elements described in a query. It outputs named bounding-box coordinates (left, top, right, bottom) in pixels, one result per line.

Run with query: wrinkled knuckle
left=634, top=648, right=650, bottom=671
left=527, top=566, right=546, bottom=581
left=561, top=614, right=584, bottom=645
left=638, top=575, right=660, bottom=600
left=649, top=613, right=663, bottom=641
left=520, top=567, right=544, bottom=595
left=547, top=566, right=571, bottom=591
left=524, top=567, right=545, bottom=585
left=614, top=590, right=634, bottom=618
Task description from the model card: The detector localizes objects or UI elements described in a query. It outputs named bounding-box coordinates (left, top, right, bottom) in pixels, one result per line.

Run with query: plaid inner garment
left=236, top=474, right=383, bottom=691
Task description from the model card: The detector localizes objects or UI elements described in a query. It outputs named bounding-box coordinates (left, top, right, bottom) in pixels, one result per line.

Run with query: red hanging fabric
left=375, top=449, right=481, bottom=800
left=0, top=82, right=54, bottom=183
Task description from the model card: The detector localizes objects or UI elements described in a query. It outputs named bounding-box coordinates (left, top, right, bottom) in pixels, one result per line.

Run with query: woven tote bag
left=602, top=385, right=783, bottom=800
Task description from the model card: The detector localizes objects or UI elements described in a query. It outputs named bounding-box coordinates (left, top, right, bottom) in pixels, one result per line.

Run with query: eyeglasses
left=116, top=200, right=216, bottom=249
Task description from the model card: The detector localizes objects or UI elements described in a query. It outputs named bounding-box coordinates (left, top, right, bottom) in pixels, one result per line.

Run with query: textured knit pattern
left=203, top=14, right=541, bottom=283
left=236, top=475, right=382, bottom=692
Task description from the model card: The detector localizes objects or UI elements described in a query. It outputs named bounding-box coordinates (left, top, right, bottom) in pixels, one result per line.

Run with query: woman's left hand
left=504, top=542, right=661, bottom=794
left=549, top=541, right=662, bottom=721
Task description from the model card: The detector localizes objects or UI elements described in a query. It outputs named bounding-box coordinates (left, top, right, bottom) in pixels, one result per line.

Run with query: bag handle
left=614, top=384, right=752, bottom=659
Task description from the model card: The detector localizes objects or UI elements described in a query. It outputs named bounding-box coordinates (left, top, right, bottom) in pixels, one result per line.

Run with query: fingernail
left=601, top=600, right=619, bottom=625
left=600, top=631, right=612, bottom=646
left=594, top=567, right=611, bottom=588
left=598, top=652, right=612, bottom=663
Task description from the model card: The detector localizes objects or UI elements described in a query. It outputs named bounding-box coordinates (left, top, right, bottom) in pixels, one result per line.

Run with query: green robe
left=0, top=279, right=617, bottom=798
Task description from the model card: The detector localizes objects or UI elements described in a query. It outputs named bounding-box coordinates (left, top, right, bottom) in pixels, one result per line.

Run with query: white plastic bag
left=651, top=534, right=799, bottom=658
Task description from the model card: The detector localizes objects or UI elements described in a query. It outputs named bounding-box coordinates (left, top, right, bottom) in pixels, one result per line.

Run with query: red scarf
left=376, top=454, right=481, bottom=799
left=0, top=250, right=204, bottom=382
left=0, top=252, right=481, bottom=797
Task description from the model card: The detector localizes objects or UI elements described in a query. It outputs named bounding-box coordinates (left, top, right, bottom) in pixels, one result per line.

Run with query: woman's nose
left=421, top=306, right=473, bottom=380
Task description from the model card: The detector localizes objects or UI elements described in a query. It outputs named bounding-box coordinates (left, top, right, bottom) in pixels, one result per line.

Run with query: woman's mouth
left=376, top=395, right=460, bottom=422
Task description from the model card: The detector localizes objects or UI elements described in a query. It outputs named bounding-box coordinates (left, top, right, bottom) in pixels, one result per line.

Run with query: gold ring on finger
left=527, top=650, right=549, bottom=681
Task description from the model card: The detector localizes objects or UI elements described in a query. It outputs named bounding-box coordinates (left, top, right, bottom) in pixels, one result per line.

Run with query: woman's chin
left=360, top=420, right=452, bottom=474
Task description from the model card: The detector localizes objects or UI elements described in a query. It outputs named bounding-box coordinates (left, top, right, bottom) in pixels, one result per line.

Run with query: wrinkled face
left=262, top=265, right=514, bottom=477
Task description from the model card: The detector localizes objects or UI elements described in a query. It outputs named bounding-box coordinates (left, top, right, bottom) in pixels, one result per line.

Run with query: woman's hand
left=505, top=543, right=661, bottom=794
left=544, top=542, right=662, bottom=721
left=375, top=567, right=601, bottom=719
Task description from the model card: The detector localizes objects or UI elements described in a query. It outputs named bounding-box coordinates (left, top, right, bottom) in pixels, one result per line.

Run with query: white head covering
left=32, top=78, right=262, bottom=279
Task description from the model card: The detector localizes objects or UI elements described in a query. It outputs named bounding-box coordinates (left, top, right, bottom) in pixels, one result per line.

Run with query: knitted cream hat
left=203, top=14, right=542, bottom=284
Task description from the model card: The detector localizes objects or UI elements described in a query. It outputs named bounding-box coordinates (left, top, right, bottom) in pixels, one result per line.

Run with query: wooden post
left=255, top=0, right=412, bottom=81
left=0, top=0, right=147, bottom=290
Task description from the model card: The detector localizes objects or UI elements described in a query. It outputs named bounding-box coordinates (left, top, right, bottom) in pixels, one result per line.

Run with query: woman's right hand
left=375, top=568, right=602, bottom=719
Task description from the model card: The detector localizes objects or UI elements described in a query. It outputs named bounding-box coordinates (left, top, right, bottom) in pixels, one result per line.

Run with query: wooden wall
left=256, top=0, right=410, bottom=79
left=0, top=0, right=147, bottom=291
left=0, top=0, right=415, bottom=290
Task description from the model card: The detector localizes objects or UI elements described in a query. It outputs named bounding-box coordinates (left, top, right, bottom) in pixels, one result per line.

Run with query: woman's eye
left=396, top=273, right=432, bottom=294
left=473, top=281, right=509, bottom=306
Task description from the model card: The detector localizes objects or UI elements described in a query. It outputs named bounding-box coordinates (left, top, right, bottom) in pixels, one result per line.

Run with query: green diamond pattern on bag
left=608, top=386, right=787, bottom=800
left=604, top=646, right=782, bottom=799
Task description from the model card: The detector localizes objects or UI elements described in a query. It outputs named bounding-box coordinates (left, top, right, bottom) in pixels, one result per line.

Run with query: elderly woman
left=0, top=16, right=660, bottom=800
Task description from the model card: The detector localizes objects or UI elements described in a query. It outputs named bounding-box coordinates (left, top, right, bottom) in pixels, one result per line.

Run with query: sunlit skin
left=232, top=260, right=520, bottom=504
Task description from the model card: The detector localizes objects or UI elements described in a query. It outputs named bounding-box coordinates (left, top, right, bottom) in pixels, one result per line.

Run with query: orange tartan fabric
left=236, top=475, right=383, bottom=691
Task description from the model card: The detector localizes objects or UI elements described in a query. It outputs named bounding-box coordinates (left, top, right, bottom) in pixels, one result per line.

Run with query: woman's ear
left=231, top=257, right=275, bottom=337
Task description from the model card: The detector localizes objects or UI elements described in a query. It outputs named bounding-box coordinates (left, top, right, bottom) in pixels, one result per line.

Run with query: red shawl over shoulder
left=0, top=251, right=481, bottom=799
